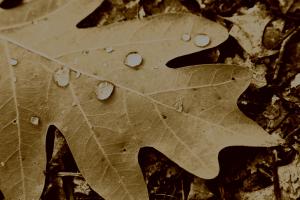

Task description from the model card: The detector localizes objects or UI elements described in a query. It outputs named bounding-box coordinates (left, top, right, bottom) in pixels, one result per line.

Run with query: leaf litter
left=0, top=0, right=298, bottom=200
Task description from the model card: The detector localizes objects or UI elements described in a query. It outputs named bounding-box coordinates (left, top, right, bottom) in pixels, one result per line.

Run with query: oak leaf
left=0, top=3, right=282, bottom=200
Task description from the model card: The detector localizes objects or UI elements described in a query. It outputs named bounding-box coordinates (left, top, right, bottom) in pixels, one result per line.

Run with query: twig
left=56, top=172, right=82, bottom=177
left=272, top=150, right=282, bottom=200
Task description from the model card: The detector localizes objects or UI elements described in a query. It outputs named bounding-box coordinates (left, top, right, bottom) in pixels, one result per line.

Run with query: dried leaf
left=224, top=3, right=277, bottom=57
left=1, top=8, right=228, bottom=59
left=0, top=2, right=282, bottom=200
left=0, top=0, right=70, bottom=29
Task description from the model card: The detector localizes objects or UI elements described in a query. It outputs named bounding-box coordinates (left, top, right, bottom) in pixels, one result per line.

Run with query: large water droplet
left=96, top=81, right=114, bottom=101
left=30, top=116, right=40, bottom=126
left=9, top=58, right=18, bottom=66
left=53, top=67, right=70, bottom=87
left=124, top=52, right=143, bottom=68
left=194, top=34, right=210, bottom=47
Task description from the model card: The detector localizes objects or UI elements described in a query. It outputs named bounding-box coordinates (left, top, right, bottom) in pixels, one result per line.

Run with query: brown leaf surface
left=0, top=0, right=70, bottom=29
left=0, top=3, right=282, bottom=200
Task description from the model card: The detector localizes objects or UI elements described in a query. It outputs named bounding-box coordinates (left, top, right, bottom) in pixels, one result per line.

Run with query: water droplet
left=124, top=52, right=143, bottom=68
left=104, top=47, right=113, bottom=53
left=96, top=81, right=114, bottom=101
left=194, top=34, right=210, bottom=47
left=13, top=76, right=17, bottom=83
left=9, top=58, right=18, bottom=66
left=0, top=162, right=5, bottom=167
left=174, top=97, right=184, bottom=112
left=181, top=33, right=191, bottom=42
left=30, top=116, right=40, bottom=126
left=53, top=67, right=70, bottom=87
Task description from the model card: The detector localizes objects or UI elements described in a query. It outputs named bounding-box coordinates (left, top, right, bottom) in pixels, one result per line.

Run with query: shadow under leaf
left=41, top=125, right=104, bottom=200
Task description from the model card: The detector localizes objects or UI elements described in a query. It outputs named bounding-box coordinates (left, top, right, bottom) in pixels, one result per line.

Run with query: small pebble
left=53, top=67, right=70, bottom=87
left=30, top=116, right=40, bottom=126
left=9, top=58, right=18, bottom=66
left=124, top=52, right=143, bottom=68
left=96, top=81, right=114, bottom=101
left=194, top=34, right=210, bottom=47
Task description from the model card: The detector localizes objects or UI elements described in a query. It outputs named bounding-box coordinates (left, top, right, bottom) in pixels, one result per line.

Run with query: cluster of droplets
left=181, top=33, right=211, bottom=47
left=9, top=31, right=209, bottom=131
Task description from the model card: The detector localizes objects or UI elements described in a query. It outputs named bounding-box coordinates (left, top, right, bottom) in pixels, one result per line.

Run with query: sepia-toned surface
left=0, top=0, right=299, bottom=199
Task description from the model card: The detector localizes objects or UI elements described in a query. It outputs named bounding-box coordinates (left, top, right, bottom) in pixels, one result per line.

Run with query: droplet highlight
left=124, top=52, right=143, bottom=68
left=9, top=58, right=18, bottom=66
left=96, top=81, right=115, bottom=101
left=181, top=33, right=191, bottom=42
left=30, top=116, right=40, bottom=126
left=0, top=162, right=5, bottom=167
left=194, top=34, right=210, bottom=47
left=53, top=67, right=70, bottom=87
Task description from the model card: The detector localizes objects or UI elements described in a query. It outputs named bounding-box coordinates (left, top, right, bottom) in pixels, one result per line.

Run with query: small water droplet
left=124, top=52, right=143, bottom=68
left=9, top=58, right=18, bottom=66
left=53, top=67, right=70, bottom=87
left=104, top=47, right=113, bottom=53
left=30, top=116, right=40, bottom=126
left=0, top=162, right=5, bottom=167
left=174, top=97, right=184, bottom=112
left=95, top=81, right=114, bottom=101
left=194, top=34, right=210, bottom=47
left=13, top=76, right=17, bottom=83
left=181, top=33, right=191, bottom=42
